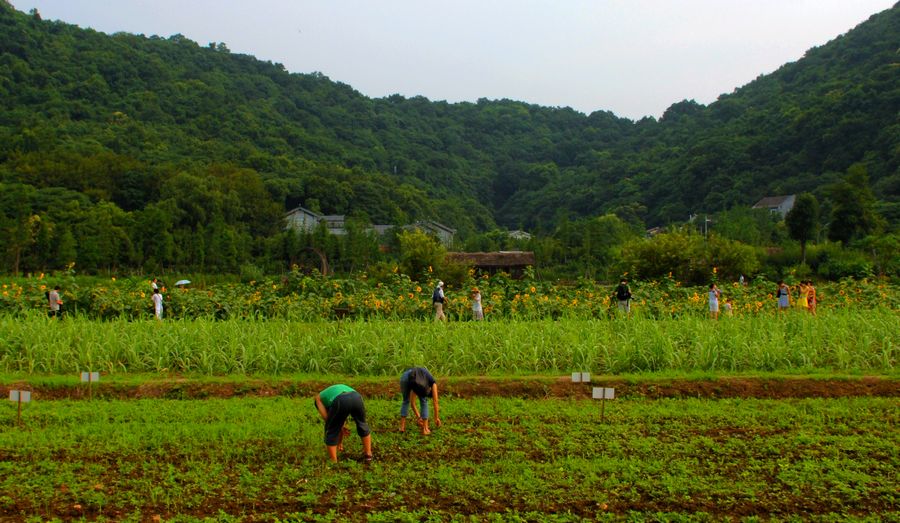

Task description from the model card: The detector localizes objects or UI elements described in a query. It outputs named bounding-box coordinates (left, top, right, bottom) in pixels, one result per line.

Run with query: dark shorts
left=323, top=391, right=370, bottom=446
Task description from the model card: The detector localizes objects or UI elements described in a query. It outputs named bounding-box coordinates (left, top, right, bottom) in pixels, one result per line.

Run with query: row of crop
left=0, top=396, right=896, bottom=520
left=1, top=310, right=896, bottom=375
left=1, top=271, right=898, bottom=321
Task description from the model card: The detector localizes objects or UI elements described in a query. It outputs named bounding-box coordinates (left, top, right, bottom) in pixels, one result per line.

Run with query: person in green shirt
left=314, top=384, right=373, bottom=463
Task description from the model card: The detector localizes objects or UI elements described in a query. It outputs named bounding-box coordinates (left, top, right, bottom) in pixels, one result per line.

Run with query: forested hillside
left=0, top=1, right=897, bottom=275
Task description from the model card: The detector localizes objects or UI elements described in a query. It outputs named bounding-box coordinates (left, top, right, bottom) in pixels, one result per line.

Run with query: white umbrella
left=174, top=280, right=191, bottom=286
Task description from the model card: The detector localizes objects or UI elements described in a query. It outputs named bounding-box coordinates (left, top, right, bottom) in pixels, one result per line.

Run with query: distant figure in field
left=614, top=279, right=632, bottom=314
left=471, top=288, right=483, bottom=321
left=151, top=278, right=159, bottom=292
left=152, top=288, right=163, bottom=320
left=739, top=274, right=745, bottom=286
left=797, top=281, right=809, bottom=310
left=432, top=281, right=446, bottom=322
left=805, top=281, right=817, bottom=315
left=314, top=384, right=372, bottom=463
left=723, top=297, right=734, bottom=316
left=708, top=283, right=721, bottom=319
left=399, top=367, right=442, bottom=435
left=47, top=285, right=62, bottom=318
left=776, top=281, right=790, bottom=311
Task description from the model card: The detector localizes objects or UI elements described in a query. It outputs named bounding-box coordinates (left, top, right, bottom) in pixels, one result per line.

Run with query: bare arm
left=432, top=384, right=441, bottom=426
left=410, top=392, right=421, bottom=419
left=314, top=394, right=328, bottom=420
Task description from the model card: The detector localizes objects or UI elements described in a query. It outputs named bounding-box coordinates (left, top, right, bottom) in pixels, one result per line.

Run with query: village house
left=752, top=195, right=796, bottom=218
left=284, top=206, right=456, bottom=246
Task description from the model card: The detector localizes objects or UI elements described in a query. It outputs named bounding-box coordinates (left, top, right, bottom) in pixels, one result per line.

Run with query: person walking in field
left=797, top=281, right=809, bottom=310
left=152, top=288, right=163, bottom=320
left=806, top=281, right=817, bottom=315
left=314, top=384, right=373, bottom=463
left=432, top=281, right=447, bottom=322
left=398, top=367, right=442, bottom=435
left=47, top=285, right=62, bottom=318
left=614, top=279, right=632, bottom=314
left=776, top=281, right=790, bottom=312
left=471, top=288, right=484, bottom=321
left=708, top=283, right=721, bottom=320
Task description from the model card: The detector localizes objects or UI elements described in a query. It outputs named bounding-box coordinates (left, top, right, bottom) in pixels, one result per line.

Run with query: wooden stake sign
left=81, top=372, right=99, bottom=400
left=8, top=390, right=31, bottom=426
left=571, top=372, right=591, bottom=383
left=592, top=387, right=615, bottom=422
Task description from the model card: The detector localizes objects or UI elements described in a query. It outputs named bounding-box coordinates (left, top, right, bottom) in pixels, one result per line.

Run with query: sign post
left=9, top=390, right=31, bottom=426
left=81, top=372, right=100, bottom=400
left=592, top=387, right=615, bottom=422
left=571, top=372, right=591, bottom=383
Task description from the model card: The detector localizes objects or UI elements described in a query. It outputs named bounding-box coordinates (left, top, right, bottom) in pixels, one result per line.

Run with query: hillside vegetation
left=0, top=2, right=897, bottom=275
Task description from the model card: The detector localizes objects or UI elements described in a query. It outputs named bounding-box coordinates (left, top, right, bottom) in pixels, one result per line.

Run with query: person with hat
left=398, top=367, right=442, bottom=435
left=313, top=384, right=373, bottom=463
left=432, top=281, right=446, bottom=322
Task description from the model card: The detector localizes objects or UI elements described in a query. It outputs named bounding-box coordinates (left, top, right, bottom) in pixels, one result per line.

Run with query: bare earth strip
left=1, top=375, right=897, bottom=401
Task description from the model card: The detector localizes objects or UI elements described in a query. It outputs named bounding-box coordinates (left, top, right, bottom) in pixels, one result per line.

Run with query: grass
left=0, top=396, right=896, bottom=521
left=1, top=309, right=897, bottom=376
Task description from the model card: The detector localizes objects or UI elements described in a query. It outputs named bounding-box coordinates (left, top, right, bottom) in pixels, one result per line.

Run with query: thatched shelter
left=445, top=251, right=535, bottom=279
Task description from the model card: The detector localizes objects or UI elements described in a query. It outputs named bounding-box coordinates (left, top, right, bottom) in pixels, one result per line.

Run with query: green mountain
left=0, top=1, right=897, bottom=273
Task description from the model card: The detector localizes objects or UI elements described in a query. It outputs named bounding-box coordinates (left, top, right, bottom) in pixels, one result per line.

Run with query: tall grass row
left=0, top=309, right=896, bottom=375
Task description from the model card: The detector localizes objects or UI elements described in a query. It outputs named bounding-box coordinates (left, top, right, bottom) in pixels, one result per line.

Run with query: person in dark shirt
left=399, top=367, right=442, bottom=435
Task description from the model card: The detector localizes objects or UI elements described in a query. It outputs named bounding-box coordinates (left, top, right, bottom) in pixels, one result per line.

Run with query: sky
left=10, top=0, right=896, bottom=120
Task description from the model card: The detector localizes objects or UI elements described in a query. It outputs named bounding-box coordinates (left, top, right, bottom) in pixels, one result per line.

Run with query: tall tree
left=827, top=165, right=883, bottom=245
left=785, top=193, right=819, bottom=264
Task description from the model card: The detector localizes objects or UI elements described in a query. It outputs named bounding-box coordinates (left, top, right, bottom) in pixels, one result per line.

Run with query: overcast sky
left=11, top=0, right=896, bottom=120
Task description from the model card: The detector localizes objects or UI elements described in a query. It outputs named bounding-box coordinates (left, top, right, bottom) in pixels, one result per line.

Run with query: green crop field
left=1, top=308, right=897, bottom=376
left=0, top=396, right=897, bottom=521
left=0, top=303, right=897, bottom=521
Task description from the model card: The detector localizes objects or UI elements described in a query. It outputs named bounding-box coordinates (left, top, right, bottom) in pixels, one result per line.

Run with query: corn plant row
left=1, top=309, right=896, bottom=375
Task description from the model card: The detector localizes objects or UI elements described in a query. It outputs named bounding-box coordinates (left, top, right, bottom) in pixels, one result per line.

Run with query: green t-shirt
left=319, top=384, right=354, bottom=408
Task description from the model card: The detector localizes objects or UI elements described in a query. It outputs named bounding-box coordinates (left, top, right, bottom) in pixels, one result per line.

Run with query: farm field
left=0, top=394, right=897, bottom=522
left=1, top=309, right=898, bottom=375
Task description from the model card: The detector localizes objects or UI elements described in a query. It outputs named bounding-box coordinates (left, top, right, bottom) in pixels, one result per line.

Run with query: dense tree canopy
left=0, top=1, right=897, bottom=276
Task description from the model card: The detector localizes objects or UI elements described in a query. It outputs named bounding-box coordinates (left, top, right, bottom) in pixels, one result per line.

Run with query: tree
left=785, top=193, right=819, bottom=264
left=827, top=165, right=884, bottom=244
left=398, top=229, right=446, bottom=282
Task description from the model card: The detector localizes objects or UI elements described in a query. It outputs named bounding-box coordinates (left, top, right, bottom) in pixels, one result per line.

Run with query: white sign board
left=571, top=372, right=591, bottom=383
left=592, top=387, right=615, bottom=400
left=80, top=372, right=100, bottom=382
left=9, top=390, right=31, bottom=402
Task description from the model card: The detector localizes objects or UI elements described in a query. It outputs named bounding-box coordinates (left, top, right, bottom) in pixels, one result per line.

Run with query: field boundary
left=0, top=375, right=897, bottom=401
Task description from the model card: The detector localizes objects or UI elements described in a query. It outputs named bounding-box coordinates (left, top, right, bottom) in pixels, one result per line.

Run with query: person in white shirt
left=152, top=288, right=163, bottom=319
left=471, top=288, right=483, bottom=321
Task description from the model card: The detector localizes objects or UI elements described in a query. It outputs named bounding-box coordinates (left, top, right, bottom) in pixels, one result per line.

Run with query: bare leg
left=421, top=419, right=431, bottom=435
left=362, top=435, right=372, bottom=459
left=326, top=445, right=338, bottom=463
left=399, top=417, right=406, bottom=432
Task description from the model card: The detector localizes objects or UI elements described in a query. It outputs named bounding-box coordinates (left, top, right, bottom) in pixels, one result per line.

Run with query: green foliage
left=398, top=229, right=446, bottom=282
left=1, top=395, right=896, bottom=520
left=622, top=229, right=760, bottom=284
left=827, top=164, right=885, bottom=244
left=785, top=192, right=819, bottom=262
left=0, top=4, right=897, bottom=277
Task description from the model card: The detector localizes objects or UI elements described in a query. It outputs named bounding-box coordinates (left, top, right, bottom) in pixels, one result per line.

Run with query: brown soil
left=1, top=375, right=896, bottom=401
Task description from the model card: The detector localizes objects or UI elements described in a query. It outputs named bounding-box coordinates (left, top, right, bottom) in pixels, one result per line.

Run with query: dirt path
left=1, top=375, right=897, bottom=401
